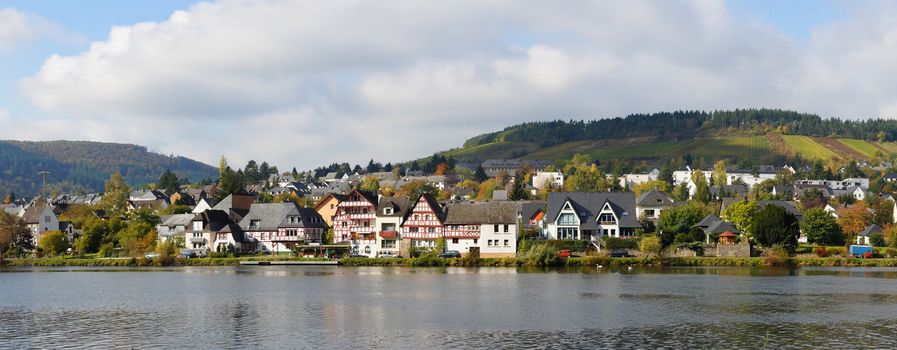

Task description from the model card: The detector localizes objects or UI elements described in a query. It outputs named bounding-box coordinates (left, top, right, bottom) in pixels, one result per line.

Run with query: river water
left=2, top=266, right=897, bottom=349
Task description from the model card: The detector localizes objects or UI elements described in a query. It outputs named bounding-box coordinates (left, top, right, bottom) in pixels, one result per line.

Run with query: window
left=598, top=213, right=616, bottom=224
left=473, top=239, right=478, bottom=244
left=363, top=221, right=369, bottom=227
left=645, top=209, right=655, bottom=217
left=342, top=222, right=347, bottom=227
left=364, top=246, right=371, bottom=254
left=558, top=213, right=577, bottom=225
left=503, top=225, right=509, bottom=233
left=428, top=227, right=435, bottom=233
left=330, top=204, right=334, bottom=209
left=452, top=238, right=459, bottom=244
left=494, top=224, right=499, bottom=232
left=362, top=208, right=368, bottom=214
left=384, top=207, right=393, bottom=215
left=558, top=227, right=579, bottom=240
left=250, top=220, right=261, bottom=229
left=44, top=216, right=50, bottom=223
left=410, top=227, right=419, bottom=233
left=381, top=223, right=396, bottom=231
left=381, top=240, right=396, bottom=248
left=487, top=240, right=493, bottom=246
left=504, top=240, right=509, bottom=247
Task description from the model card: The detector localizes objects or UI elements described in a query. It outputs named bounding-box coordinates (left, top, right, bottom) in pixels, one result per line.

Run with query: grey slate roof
left=695, top=215, right=721, bottom=229
left=443, top=202, right=518, bottom=225
left=377, top=196, right=411, bottom=217
left=546, top=192, right=640, bottom=229
left=858, top=224, right=883, bottom=237
left=757, top=200, right=803, bottom=220
left=705, top=220, right=741, bottom=234
left=238, top=203, right=325, bottom=231
left=636, top=189, right=674, bottom=207
left=161, top=213, right=195, bottom=227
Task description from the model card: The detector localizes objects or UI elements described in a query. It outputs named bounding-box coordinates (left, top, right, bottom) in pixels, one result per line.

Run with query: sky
left=1, top=0, right=896, bottom=172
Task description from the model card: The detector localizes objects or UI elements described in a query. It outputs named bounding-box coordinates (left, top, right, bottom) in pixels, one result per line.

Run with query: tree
left=37, top=231, right=68, bottom=256
left=722, top=200, right=759, bottom=236
left=800, top=208, right=844, bottom=246
left=632, top=180, right=672, bottom=197
left=638, top=235, right=663, bottom=263
left=0, top=213, right=30, bottom=261
left=837, top=203, right=872, bottom=236
left=99, top=172, right=130, bottom=216
left=691, top=170, right=711, bottom=203
left=74, top=218, right=108, bottom=254
left=359, top=176, right=380, bottom=192
left=712, top=160, right=728, bottom=187
left=509, top=178, right=529, bottom=201
left=217, top=167, right=245, bottom=201
left=158, top=169, right=180, bottom=193
left=657, top=203, right=708, bottom=247
left=752, top=204, right=799, bottom=250
left=398, top=180, right=436, bottom=200
left=473, top=165, right=487, bottom=182
left=476, top=179, right=499, bottom=201
left=673, top=182, right=689, bottom=201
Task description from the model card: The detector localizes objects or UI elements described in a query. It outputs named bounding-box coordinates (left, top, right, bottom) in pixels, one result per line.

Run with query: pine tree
left=473, top=165, right=487, bottom=182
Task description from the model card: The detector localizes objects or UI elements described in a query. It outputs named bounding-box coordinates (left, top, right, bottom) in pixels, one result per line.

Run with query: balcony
left=189, top=237, right=206, bottom=244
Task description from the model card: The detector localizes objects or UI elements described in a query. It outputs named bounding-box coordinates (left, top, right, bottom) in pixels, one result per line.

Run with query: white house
left=544, top=192, right=640, bottom=249
left=20, top=203, right=59, bottom=245
left=532, top=172, right=564, bottom=190
left=635, top=189, right=675, bottom=221
left=374, top=196, right=411, bottom=257
left=443, top=202, right=518, bottom=258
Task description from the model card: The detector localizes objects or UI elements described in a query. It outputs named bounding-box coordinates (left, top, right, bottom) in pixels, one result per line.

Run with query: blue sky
left=1, top=0, right=895, bottom=170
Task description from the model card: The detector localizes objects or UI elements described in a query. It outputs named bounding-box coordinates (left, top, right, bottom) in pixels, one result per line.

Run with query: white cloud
left=0, top=8, right=80, bottom=53
left=15, top=0, right=897, bottom=171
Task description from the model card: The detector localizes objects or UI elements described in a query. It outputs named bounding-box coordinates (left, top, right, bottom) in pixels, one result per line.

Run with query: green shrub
left=603, top=237, right=639, bottom=250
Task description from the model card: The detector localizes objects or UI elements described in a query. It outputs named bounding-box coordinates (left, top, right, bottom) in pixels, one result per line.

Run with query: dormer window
left=384, top=207, right=394, bottom=215
left=249, top=220, right=261, bottom=229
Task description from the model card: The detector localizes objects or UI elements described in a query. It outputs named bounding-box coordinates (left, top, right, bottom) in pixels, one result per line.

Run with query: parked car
left=438, top=250, right=462, bottom=258
left=610, top=249, right=630, bottom=258
left=558, top=250, right=572, bottom=258
left=348, top=254, right=369, bottom=258
left=144, top=252, right=160, bottom=259
left=177, top=250, right=197, bottom=259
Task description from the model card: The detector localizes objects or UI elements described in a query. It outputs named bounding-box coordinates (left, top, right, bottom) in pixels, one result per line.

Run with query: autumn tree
left=399, top=180, right=437, bottom=200
left=837, top=202, right=873, bottom=237
left=712, top=160, right=728, bottom=187
left=632, top=180, right=672, bottom=197
left=359, top=176, right=380, bottom=192
left=0, top=212, right=31, bottom=261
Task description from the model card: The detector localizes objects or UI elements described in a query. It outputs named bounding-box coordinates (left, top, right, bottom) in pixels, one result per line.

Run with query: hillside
left=432, top=109, right=897, bottom=166
left=0, top=140, right=217, bottom=197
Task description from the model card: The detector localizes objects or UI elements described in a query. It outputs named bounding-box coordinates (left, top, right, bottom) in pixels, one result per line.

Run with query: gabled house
left=544, top=192, right=640, bottom=246
left=192, top=197, right=215, bottom=214
left=857, top=224, right=883, bottom=245
left=400, top=193, right=445, bottom=249
left=189, top=210, right=232, bottom=252
left=157, top=213, right=195, bottom=243
left=443, top=201, right=518, bottom=257
left=635, top=189, right=675, bottom=221
left=238, top=203, right=326, bottom=254
left=128, top=190, right=170, bottom=211
left=21, top=203, right=59, bottom=245
left=332, top=190, right=378, bottom=246
left=695, top=214, right=741, bottom=244
left=313, top=193, right=347, bottom=228
left=374, top=196, right=411, bottom=257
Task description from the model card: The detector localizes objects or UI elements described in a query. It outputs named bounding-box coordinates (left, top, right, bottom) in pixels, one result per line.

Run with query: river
left=2, top=266, right=897, bottom=349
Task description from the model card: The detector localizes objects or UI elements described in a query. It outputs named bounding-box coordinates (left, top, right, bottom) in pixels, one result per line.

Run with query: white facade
left=478, top=223, right=516, bottom=257
left=374, top=213, right=403, bottom=258
left=532, top=172, right=564, bottom=190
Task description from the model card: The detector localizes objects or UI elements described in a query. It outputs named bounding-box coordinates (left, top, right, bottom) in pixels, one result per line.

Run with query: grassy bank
left=1, top=256, right=330, bottom=267
left=5, top=256, right=897, bottom=268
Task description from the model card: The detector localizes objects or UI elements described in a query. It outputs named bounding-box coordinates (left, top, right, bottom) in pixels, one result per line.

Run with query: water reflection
left=3, top=266, right=897, bottom=348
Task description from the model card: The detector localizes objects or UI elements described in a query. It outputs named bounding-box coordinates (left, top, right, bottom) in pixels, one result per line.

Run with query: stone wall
left=715, top=243, right=752, bottom=257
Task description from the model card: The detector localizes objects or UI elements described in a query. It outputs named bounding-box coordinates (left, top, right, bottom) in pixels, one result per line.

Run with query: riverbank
left=5, top=256, right=897, bottom=267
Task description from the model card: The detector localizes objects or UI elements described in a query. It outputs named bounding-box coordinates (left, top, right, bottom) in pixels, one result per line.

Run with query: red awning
left=379, top=231, right=397, bottom=239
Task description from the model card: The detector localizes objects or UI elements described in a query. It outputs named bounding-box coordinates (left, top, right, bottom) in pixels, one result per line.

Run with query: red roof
left=379, top=231, right=397, bottom=239
left=719, top=231, right=738, bottom=238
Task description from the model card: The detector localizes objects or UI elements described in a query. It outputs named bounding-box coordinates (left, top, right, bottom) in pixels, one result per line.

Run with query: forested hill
left=464, top=109, right=897, bottom=148
left=0, top=140, right=217, bottom=198
left=435, top=109, right=897, bottom=166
